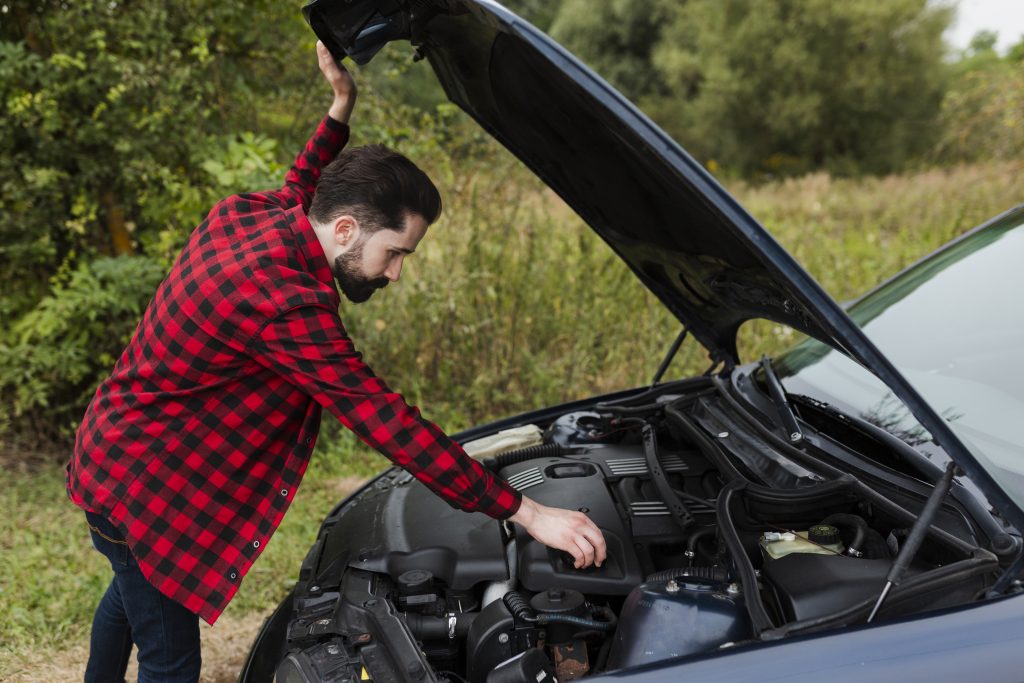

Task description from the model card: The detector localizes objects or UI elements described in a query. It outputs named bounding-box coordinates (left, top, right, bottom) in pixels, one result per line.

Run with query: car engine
left=271, top=382, right=1002, bottom=683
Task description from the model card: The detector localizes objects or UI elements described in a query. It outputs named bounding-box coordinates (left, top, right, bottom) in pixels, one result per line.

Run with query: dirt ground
left=2, top=612, right=266, bottom=682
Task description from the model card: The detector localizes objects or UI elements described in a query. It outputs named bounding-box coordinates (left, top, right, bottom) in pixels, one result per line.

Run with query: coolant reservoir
left=760, top=525, right=844, bottom=560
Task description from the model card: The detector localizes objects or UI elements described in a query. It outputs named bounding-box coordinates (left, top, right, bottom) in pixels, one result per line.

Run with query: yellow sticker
left=360, top=666, right=370, bottom=681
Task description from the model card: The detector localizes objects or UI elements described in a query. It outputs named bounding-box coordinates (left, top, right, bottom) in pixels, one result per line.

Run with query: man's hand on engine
left=510, top=496, right=607, bottom=569
left=317, top=40, right=357, bottom=124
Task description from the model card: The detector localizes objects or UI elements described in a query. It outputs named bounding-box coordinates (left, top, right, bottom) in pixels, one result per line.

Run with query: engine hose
left=503, top=591, right=538, bottom=623
left=483, top=442, right=568, bottom=471
left=502, top=592, right=617, bottom=632
left=646, top=564, right=727, bottom=583
left=688, top=527, right=719, bottom=558
left=820, top=513, right=868, bottom=556
left=537, top=612, right=616, bottom=632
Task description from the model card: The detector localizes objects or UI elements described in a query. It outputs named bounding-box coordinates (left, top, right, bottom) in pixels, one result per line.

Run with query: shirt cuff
left=324, top=114, right=350, bottom=134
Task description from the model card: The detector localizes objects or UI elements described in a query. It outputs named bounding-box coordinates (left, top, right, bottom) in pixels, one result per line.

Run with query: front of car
left=241, top=2, right=1024, bottom=681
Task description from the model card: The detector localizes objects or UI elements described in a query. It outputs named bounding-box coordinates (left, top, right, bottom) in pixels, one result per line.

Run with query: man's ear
left=333, top=215, right=361, bottom=250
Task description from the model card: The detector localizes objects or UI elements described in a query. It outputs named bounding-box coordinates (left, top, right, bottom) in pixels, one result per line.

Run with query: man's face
left=332, top=212, right=428, bottom=303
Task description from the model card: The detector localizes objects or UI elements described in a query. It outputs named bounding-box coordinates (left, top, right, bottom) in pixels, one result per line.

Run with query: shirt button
left=304, top=437, right=312, bottom=446
left=280, top=488, right=288, bottom=497
left=253, top=540, right=260, bottom=549
left=229, top=572, right=237, bottom=580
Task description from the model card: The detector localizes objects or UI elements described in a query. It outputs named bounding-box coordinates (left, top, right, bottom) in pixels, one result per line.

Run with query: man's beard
left=332, top=241, right=389, bottom=303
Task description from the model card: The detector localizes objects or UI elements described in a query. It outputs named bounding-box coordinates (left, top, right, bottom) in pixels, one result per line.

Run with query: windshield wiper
left=759, top=356, right=804, bottom=444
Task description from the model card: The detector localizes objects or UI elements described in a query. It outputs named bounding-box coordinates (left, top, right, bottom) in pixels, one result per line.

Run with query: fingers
left=569, top=512, right=605, bottom=569
left=580, top=523, right=607, bottom=567
left=517, top=500, right=608, bottom=570
left=573, top=537, right=595, bottom=568
left=316, top=40, right=341, bottom=78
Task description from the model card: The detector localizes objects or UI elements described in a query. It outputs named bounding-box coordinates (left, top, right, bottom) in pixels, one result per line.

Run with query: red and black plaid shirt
left=67, top=115, right=521, bottom=624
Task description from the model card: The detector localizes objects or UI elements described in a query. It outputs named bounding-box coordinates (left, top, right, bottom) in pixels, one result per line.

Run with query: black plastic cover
left=501, top=452, right=644, bottom=595
left=313, top=471, right=508, bottom=590
left=763, top=553, right=910, bottom=622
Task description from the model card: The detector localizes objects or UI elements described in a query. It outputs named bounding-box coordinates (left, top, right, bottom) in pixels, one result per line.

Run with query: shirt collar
left=286, top=205, right=338, bottom=294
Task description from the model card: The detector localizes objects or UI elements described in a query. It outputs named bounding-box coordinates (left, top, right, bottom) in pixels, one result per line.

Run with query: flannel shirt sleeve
left=270, top=115, right=350, bottom=211
left=248, top=304, right=523, bottom=519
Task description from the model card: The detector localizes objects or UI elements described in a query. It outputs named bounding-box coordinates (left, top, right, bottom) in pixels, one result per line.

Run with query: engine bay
left=273, top=379, right=1008, bottom=683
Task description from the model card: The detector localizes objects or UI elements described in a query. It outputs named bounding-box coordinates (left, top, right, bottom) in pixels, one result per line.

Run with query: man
left=67, top=42, right=607, bottom=682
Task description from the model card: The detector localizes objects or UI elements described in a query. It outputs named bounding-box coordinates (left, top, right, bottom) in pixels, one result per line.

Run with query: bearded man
left=67, top=41, right=606, bottom=682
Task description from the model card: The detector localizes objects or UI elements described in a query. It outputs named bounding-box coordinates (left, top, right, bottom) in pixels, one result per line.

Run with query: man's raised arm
left=275, top=41, right=358, bottom=211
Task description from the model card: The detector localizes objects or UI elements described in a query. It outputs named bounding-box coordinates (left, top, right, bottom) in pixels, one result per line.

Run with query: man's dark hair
left=308, top=144, right=442, bottom=232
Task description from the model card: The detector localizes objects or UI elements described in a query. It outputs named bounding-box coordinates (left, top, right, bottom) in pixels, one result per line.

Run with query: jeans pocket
left=85, top=511, right=131, bottom=567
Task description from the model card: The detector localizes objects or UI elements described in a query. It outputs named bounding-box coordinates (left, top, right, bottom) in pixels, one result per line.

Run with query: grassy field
left=2, top=157, right=1022, bottom=680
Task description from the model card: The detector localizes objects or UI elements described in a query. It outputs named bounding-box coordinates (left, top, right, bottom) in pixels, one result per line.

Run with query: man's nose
left=384, top=258, right=403, bottom=282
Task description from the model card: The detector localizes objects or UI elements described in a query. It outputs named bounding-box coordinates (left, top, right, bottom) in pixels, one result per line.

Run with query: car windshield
left=773, top=208, right=1024, bottom=510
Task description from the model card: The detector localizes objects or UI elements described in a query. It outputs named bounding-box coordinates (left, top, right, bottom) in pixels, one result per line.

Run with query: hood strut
left=867, top=461, right=959, bottom=622
left=650, top=327, right=689, bottom=388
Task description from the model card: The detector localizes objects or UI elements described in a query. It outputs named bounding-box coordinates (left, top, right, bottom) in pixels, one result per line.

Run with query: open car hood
left=303, top=0, right=1024, bottom=527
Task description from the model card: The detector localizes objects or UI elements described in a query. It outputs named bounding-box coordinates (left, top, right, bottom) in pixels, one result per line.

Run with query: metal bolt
left=717, top=431, right=729, bottom=438
left=498, top=633, right=510, bottom=644
left=666, top=579, right=680, bottom=594
left=316, top=619, right=331, bottom=626
left=726, top=583, right=741, bottom=595
left=326, top=644, right=340, bottom=655
left=310, top=585, right=321, bottom=593
left=789, top=432, right=803, bottom=442
left=364, top=599, right=378, bottom=608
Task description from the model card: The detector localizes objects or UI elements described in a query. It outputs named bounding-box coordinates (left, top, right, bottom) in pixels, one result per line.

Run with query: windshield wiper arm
left=760, top=355, right=804, bottom=444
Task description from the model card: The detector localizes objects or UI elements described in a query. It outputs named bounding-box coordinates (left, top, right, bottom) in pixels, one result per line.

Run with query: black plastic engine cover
left=313, top=470, right=509, bottom=590
left=500, top=449, right=645, bottom=594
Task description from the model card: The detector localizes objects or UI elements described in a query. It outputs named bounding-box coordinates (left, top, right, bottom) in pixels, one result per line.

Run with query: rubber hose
left=483, top=443, right=568, bottom=471
left=537, top=613, right=615, bottom=632
left=646, top=564, right=727, bottom=583
left=502, top=591, right=538, bottom=623
left=688, top=527, right=719, bottom=557
left=820, top=513, right=868, bottom=556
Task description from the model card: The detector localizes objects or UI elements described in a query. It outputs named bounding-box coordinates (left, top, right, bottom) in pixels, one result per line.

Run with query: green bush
left=0, top=255, right=167, bottom=446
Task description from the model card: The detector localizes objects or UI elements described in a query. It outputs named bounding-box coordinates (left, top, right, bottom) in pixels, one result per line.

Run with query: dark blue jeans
left=84, top=511, right=202, bottom=683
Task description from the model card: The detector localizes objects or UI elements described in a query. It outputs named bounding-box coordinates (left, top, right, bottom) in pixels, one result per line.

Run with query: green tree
left=548, top=0, right=953, bottom=177
left=934, top=31, right=1024, bottom=163
left=658, top=0, right=952, bottom=176
left=549, top=0, right=672, bottom=100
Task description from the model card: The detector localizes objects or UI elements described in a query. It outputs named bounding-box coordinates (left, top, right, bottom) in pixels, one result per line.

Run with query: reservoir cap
left=808, top=524, right=841, bottom=546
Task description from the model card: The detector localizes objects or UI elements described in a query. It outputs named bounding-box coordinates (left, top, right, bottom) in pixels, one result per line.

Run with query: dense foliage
left=551, top=0, right=954, bottom=176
